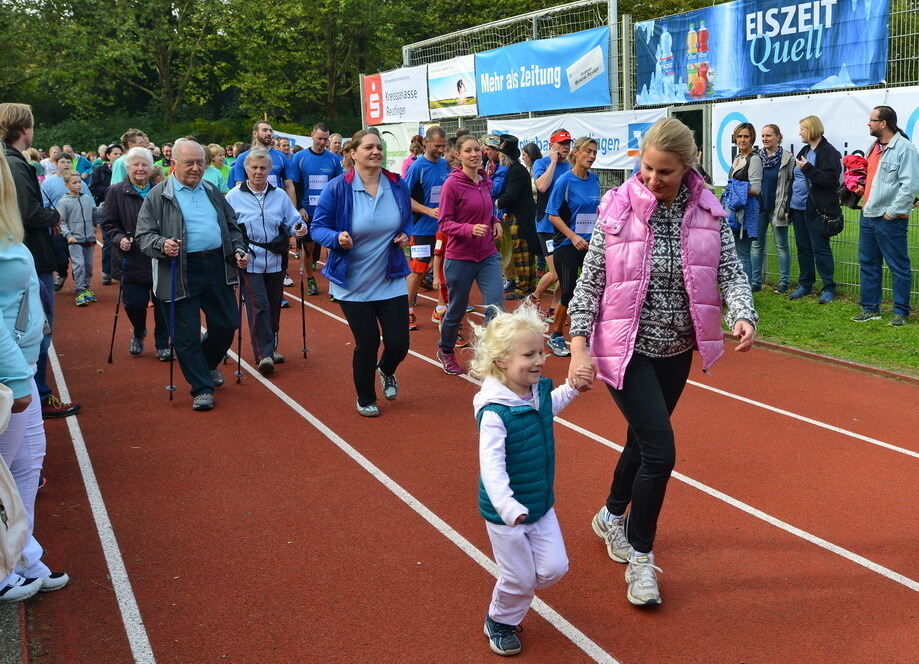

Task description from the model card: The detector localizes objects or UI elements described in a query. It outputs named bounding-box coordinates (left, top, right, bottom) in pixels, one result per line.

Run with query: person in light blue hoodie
left=852, top=106, right=919, bottom=327
left=0, top=148, right=69, bottom=601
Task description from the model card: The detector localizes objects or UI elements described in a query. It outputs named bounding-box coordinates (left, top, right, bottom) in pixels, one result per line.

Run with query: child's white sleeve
left=479, top=410, right=529, bottom=526
left=550, top=381, right=580, bottom=416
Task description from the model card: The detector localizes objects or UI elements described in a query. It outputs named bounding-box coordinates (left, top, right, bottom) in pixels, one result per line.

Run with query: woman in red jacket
left=436, top=135, right=504, bottom=375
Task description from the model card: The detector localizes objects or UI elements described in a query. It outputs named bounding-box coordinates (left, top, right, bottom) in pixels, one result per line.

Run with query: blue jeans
left=859, top=215, right=912, bottom=316
left=733, top=234, right=754, bottom=286
left=750, top=211, right=790, bottom=288
left=439, top=253, right=503, bottom=353
left=790, top=209, right=836, bottom=293
left=34, top=272, right=54, bottom=402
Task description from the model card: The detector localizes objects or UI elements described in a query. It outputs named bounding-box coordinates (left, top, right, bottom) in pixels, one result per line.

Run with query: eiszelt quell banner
left=634, top=0, right=889, bottom=106
left=475, top=26, right=611, bottom=116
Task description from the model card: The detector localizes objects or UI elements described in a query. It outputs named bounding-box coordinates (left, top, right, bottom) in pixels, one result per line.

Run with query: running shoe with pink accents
left=436, top=349, right=463, bottom=375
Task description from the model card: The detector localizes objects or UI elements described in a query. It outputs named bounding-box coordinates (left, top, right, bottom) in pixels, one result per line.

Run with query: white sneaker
left=625, top=553, right=663, bottom=606
left=40, top=571, right=70, bottom=593
left=591, top=509, right=633, bottom=563
left=0, top=574, right=43, bottom=602
left=283, top=274, right=294, bottom=286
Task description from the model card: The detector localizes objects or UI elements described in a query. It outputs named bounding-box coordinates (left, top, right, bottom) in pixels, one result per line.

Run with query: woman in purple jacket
left=566, top=118, right=757, bottom=607
left=435, top=135, right=504, bottom=375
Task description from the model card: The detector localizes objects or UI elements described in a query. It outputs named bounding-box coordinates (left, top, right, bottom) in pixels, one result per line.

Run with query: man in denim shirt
left=853, top=106, right=919, bottom=327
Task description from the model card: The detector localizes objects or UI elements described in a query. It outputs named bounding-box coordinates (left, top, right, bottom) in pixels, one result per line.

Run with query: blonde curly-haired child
left=470, top=303, right=595, bottom=656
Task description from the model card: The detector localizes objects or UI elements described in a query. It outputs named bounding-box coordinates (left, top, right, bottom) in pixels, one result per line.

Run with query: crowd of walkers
left=1, top=97, right=916, bottom=659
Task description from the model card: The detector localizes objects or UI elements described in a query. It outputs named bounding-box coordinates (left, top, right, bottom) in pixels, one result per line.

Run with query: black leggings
left=338, top=295, right=410, bottom=407
left=605, top=351, right=693, bottom=553
left=552, top=243, right=587, bottom=307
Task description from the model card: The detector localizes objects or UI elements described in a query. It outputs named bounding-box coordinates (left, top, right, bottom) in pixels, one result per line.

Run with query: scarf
left=760, top=146, right=783, bottom=170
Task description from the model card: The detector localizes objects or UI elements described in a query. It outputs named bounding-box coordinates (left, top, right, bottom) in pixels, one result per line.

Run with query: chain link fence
left=401, top=0, right=919, bottom=304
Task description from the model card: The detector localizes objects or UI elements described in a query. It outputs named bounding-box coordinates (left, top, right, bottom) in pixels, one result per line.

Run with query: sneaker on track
left=547, top=335, right=570, bottom=357
left=484, top=614, right=522, bottom=656
left=408, top=311, right=418, bottom=331
left=39, top=572, right=70, bottom=593
left=431, top=306, right=446, bottom=325
left=591, top=509, right=633, bottom=563
left=437, top=349, right=463, bottom=375
left=306, top=277, right=319, bottom=296
left=283, top=274, right=294, bottom=286
left=377, top=368, right=398, bottom=400
left=625, top=553, right=663, bottom=606
left=83, top=290, right=97, bottom=302
left=75, top=291, right=89, bottom=307
left=0, top=575, right=43, bottom=602
left=454, top=331, right=470, bottom=349
left=356, top=400, right=380, bottom=417
left=41, top=395, right=80, bottom=419
left=128, top=333, right=144, bottom=356
left=192, top=393, right=215, bottom=411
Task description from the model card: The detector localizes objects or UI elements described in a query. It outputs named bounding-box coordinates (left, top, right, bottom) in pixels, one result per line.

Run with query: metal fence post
left=621, top=14, right=632, bottom=111
left=608, top=0, right=619, bottom=110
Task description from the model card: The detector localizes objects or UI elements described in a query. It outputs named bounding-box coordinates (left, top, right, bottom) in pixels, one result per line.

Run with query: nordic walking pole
left=106, top=238, right=131, bottom=363
left=297, top=228, right=308, bottom=359
left=235, top=277, right=244, bottom=384
left=167, top=250, right=177, bottom=401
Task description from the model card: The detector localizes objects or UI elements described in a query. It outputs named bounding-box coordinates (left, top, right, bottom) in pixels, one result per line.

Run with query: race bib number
left=430, top=185, right=443, bottom=205
left=308, top=195, right=320, bottom=207
left=544, top=238, right=555, bottom=253
left=410, top=244, right=432, bottom=259
left=434, top=238, right=444, bottom=251
left=308, top=174, right=328, bottom=191
left=575, top=213, right=597, bottom=236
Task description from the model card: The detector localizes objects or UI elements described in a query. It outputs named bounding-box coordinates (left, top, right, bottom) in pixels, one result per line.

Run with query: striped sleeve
left=567, top=223, right=607, bottom=341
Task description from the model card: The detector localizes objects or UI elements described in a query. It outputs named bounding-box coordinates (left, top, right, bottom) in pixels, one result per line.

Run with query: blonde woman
left=567, top=118, right=757, bottom=606
left=0, top=150, right=69, bottom=601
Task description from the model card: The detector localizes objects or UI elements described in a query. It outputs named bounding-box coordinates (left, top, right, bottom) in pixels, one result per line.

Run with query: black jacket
left=89, top=163, right=113, bottom=205
left=100, top=179, right=152, bottom=285
left=496, top=161, right=538, bottom=251
left=4, top=143, right=60, bottom=273
left=795, top=137, right=842, bottom=218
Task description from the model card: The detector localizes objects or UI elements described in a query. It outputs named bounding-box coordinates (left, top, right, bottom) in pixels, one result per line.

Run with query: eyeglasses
left=868, top=118, right=882, bottom=123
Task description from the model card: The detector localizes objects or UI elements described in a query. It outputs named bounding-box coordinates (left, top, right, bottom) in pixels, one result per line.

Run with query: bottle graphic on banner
left=659, top=27, right=674, bottom=96
left=686, top=24, right=698, bottom=90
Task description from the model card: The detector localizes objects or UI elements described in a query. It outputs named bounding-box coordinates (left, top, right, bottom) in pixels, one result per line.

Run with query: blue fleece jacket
left=0, top=241, right=45, bottom=398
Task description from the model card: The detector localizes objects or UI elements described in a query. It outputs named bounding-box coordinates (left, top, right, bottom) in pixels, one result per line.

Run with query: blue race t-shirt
left=288, top=148, right=343, bottom=218
left=404, top=155, right=450, bottom=236
left=545, top=170, right=601, bottom=247
left=230, top=148, right=290, bottom=189
left=533, top=156, right=571, bottom=233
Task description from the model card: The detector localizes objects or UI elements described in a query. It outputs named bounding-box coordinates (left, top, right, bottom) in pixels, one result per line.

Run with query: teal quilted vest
left=476, top=377, right=556, bottom=525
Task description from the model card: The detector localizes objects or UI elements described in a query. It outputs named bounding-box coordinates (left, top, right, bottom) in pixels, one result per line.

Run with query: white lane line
left=410, top=290, right=919, bottom=460
left=48, top=345, right=157, bottom=664
left=283, top=291, right=919, bottom=593
left=221, top=343, right=619, bottom=664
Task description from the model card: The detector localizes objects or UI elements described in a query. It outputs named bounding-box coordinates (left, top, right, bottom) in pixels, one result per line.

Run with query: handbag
left=0, top=383, right=30, bottom=579
left=804, top=177, right=845, bottom=239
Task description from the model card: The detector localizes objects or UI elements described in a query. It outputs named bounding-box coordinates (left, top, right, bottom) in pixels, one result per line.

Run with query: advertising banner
left=487, top=108, right=667, bottom=170
left=428, top=55, right=478, bottom=118
left=377, top=122, right=426, bottom=173
left=710, top=86, right=919, bottom=185
left=635, top=0, right=889, bottom=106
left=274, top=131, right=312, bottom=148
left=475, top=26, right=611, bottom=116
left=363, top=66, right=430, bottom=126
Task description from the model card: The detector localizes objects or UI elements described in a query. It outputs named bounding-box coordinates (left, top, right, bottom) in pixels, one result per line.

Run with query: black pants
left=122, top=282, right=168, bottom=350
left=338, top=295, right=409, bottom=407
left=170, top=252, right=240, bottom=396
left=553, top=243, right=587, bottom=307
left=605, top=351, right=693, bottom=553
left=241, top=271, right=284, bottom=362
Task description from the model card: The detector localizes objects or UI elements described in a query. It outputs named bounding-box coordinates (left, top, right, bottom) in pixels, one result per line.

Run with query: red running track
left=24, top=254, right=918, bottom=663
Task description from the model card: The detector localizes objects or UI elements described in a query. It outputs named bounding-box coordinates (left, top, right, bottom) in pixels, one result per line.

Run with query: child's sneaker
left=83, top=290, right=97, bottom=302
left=484, top=614, right=522, bottom=656
left=625, top=552, right=663, bottom=606
left=547, top=335, right=570, bottom=357
left=306, top=277, right=319, bottom=296
left=591, top=508, right=633, bottom=563
left=75, top=291, right=90, bottom=307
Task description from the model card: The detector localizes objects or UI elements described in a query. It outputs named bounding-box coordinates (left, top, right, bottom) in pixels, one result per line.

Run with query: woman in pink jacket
left=566, top=118, right=757, bottom=607
left=436, top=135, right=504, bottom=375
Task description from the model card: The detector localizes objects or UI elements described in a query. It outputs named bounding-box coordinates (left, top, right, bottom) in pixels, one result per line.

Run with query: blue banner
left=635, top=0, right=889, bottom=106
left=475, top=26, right=611, bottom=116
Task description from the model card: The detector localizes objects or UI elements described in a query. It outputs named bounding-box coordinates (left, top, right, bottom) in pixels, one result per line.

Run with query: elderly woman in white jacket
left=226, top=148, right=306, bottom=376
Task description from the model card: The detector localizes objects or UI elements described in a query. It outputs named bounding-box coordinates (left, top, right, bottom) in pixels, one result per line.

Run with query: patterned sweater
left=569, top=185, right=757, bottom=357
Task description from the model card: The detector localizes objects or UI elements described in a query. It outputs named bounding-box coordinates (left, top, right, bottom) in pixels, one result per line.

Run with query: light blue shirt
left=790, top=149, right=816, bottom=211
left=39, top=175, right=91, bottom=207
left=330, top=172, right=407, bottom=302
left=173, top=178, right=222, bottom=253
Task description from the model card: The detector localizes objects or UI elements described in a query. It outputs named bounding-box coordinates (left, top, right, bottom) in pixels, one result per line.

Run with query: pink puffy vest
left=590, top=171, right=727, bottom=389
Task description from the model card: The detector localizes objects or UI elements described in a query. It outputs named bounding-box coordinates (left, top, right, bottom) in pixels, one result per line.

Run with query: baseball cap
left=550, top=130, right=572, bottom=144
left=482, top=134, right=502, bottom=149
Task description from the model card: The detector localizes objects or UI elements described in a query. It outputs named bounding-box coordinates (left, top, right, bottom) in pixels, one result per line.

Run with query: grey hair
left=172, top=138, right=205, bottom=162
left=124, top=146, right=153, bottom=167
left=245, top=147, right=272, bottom=168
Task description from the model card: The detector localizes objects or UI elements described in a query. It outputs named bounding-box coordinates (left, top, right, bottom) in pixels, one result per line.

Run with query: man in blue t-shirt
left=529, top=128, right=572, bottom=316
left=284, top=122, right=342, bottom=296
left=403, top=126, right=449, bottom=330
left=230, top=121, right=293, bottom=196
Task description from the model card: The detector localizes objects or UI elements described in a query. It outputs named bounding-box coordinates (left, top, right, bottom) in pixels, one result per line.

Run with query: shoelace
left=45, top=395, right=65, bottom=408
left=493, top=622, right=523, bottom=638
left=632, top=559, right=664, bottom=587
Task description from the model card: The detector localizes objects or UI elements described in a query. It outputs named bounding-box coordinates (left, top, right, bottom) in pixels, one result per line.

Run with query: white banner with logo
left=487, top=108, right=667, bottom=170
left=274, top=131, right=312, bottom=148
left=377, top=122, right=425, bottom=173
left=428, top=55, right=477, bottom=119
left=711, top=85, right=919, bottom=185
left=363, top=66, right=431, bottom=126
